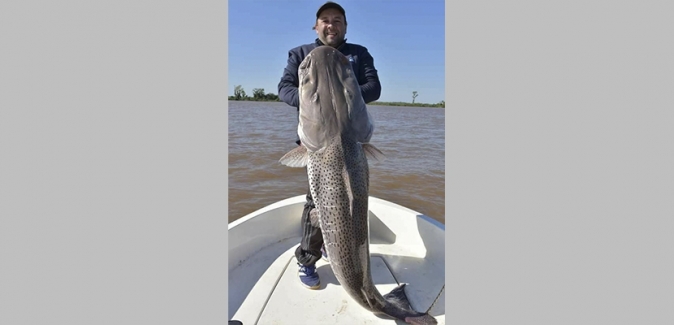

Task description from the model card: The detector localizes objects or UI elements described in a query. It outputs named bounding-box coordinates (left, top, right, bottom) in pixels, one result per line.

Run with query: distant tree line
left=370, top=100, right=445, bottom=108
left=229, top=85, right=281, bottom=102
left=228, top=85, right=444, bottom=108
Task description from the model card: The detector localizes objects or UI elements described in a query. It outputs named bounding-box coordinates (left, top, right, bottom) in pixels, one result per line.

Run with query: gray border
left=447, top=1, right=674, bottom=324
left=444, top=1, right=450, bottom=322
left=0, top=1, right=228, bottom=324
left=224, top=0, right=230, bottom=320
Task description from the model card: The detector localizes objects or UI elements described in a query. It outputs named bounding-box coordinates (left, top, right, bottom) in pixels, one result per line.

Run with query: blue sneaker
left=298, top=263, right=320, bottom=289
left=321, top=245, right=329, bottom=262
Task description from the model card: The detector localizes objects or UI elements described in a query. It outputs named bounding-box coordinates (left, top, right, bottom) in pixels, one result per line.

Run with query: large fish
left=279, top=46, right=437, bottom=325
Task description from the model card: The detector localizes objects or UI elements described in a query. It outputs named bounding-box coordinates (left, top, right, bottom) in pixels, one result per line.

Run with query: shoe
left=298, top=263, right=320, bottom=289
left=321, top=244, right=329, bottom=262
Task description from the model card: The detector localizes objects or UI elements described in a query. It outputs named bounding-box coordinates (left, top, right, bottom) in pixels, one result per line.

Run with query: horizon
left=228, top=0, right=445, bottom=104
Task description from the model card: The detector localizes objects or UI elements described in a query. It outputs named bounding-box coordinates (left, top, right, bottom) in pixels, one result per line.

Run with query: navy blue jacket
left=277, top=39, right=381, bottom=110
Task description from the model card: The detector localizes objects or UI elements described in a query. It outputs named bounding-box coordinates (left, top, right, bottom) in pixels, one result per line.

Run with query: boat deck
left=229, top=196, right=445, bottom=325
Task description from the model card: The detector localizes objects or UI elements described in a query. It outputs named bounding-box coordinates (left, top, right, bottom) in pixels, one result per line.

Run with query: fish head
left=297, top=46, right=373, bottom=153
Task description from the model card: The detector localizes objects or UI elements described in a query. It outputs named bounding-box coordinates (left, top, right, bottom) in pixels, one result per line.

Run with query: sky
left=228, top=0, right=445, bottom=104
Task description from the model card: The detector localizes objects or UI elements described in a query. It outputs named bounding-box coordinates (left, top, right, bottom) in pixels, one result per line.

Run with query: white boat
left=228, top=195, right=445, bottom=325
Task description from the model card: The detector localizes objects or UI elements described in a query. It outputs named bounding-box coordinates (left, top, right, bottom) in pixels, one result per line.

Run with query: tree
left=412, top=91, right=418, bottom=103
left=252, top=88, right=265, bottom=100
left=234, top=85, right=247, bottom=100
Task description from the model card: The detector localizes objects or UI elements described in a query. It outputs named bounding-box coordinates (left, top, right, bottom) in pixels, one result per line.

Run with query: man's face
left=314, top=8, right=347, bottom=47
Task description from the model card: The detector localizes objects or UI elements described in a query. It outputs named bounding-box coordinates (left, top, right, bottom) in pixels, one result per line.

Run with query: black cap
left=316, top=2, right=346, bottom=21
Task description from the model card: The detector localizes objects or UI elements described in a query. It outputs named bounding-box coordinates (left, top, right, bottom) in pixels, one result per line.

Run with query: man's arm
left=278, top=50, right=302, bottom=108
left=358, top=48, right=382, bottom=104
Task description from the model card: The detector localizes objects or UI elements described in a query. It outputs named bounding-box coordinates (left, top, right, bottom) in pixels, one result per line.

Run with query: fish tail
left=404, top=314, right=439, bottom=325
left=383, top=284, right=438, bottom=325
left=383, top=283, right=415, bottom=311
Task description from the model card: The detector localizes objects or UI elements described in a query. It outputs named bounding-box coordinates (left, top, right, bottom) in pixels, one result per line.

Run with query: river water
left=228, top=101, right=445, bottom=224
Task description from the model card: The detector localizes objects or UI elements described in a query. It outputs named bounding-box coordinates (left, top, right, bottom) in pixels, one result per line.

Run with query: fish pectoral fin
left=279, top=145, right=309, bottom=167
left=361, top=143, right=386, bottom=163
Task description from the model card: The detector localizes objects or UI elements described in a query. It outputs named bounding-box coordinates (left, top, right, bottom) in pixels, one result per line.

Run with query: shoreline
left=227, top=99, right=445, bottom=108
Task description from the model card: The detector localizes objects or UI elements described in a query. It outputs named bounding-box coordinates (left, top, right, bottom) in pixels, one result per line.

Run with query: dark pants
left=294, top=187, right=324, bottom=266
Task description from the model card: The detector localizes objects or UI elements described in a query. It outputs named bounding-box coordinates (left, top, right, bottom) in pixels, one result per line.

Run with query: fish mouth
left=298, top=47, right=360, bottom=109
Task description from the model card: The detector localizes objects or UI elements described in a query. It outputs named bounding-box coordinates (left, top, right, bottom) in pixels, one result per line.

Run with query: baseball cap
left=316, top=2, right=346, bottom=21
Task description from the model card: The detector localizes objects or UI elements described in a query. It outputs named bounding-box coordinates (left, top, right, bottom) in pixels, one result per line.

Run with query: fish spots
left=293, top=45, right=433, bottom=323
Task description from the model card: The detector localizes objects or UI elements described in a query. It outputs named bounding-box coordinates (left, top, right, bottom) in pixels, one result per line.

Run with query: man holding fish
left=277, top=1, right=382, bottom=290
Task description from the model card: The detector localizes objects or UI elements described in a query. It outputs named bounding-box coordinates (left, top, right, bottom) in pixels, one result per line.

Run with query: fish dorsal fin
left=361, top=143, right=386, bottom=164
left=279, top=145, right=309, bottom=167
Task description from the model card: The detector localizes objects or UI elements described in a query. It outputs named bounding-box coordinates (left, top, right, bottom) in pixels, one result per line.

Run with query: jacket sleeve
left=278, top=49, right=302, bottom=108
left=357, top=48, right=382, bottom=104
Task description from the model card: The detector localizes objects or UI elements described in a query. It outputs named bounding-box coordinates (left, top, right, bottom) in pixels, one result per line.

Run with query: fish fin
left=361, top=143, right=386, bottom=163
left=383, top=283, right=415, bottom=312
left=279, top=145, right=308, bottom=167
left=404, top=314, right=438, bottom=325
left=361, top=288, right=377, bottom=310
left=384, top=284, right=438, bottom=325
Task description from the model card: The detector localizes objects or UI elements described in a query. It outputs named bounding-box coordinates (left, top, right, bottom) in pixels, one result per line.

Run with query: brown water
left=228, top=101, right=445, bottom=224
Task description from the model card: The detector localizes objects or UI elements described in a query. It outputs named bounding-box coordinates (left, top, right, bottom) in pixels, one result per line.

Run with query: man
left=277, top=1, right=382, bottom=290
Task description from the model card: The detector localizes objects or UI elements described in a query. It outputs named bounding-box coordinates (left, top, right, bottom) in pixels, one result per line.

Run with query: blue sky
left=228, top=0, right=445, bottom=104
